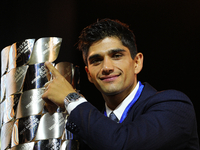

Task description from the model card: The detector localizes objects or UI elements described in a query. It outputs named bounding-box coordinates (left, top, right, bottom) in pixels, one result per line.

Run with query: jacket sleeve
left=66, top=90, right=199, bottom=150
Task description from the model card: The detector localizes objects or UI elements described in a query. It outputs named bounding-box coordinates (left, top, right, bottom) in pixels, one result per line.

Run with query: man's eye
left=113, top=53, right=123, bottom=58
left=90, top=59, right=101, bottom=65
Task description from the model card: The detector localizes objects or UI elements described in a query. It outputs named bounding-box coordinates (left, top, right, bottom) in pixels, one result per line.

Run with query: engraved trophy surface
left=1, top=45, right=10, bottom=76
left=8, top=39, right=35, bottom=72
left=1, top=37, right=80, bottom=150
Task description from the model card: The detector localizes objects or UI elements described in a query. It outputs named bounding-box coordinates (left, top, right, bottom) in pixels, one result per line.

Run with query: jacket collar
left=138, top=82, right=157, bottom=104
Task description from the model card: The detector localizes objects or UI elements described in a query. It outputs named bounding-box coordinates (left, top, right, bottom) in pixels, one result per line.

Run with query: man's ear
left=85, top=66, right=93, bottom=83
left=134, top=52, right=144, bottom=74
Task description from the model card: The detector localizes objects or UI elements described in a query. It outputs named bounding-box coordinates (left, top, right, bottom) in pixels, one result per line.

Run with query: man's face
left=85, top=37, right=142, bottom=97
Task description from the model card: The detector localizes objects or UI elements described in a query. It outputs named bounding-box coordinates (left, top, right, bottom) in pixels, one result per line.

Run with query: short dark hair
left=78, top=18, right=138, bottom=65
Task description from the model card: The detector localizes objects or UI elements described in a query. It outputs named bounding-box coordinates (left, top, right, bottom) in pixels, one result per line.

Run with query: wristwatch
left=64, top=92, right=81, bottom=107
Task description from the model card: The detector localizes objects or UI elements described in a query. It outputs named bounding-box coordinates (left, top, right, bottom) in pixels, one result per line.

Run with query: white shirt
left=105, top=81, right=140, bottom=122
left=66, top=97, right=87, bottom=114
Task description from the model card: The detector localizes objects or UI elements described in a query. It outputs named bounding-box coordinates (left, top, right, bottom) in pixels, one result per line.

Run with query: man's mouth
left=100, top=74, right=120, bottom=82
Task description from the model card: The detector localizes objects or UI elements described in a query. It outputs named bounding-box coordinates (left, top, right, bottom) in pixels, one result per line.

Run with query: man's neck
left=103, top=80, right=138, bottom=110
left=103, top=94, right=125, bottom=110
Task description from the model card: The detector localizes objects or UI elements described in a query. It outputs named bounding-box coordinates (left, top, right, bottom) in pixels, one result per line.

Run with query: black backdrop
left=0, top=0, right=199, bottom=139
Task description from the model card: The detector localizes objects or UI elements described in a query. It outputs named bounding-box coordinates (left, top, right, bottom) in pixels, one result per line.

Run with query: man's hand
left=42, top=61, right=76, bottom=110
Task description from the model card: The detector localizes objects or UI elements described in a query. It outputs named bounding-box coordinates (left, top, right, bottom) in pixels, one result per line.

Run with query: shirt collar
left=105, top=81, right=140, bottom=121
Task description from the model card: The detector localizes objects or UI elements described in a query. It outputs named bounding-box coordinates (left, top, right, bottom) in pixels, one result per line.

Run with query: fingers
left=42, top=61, right=76, bottom=110
left=44, top=80, right=52, bottom=89
left=42, top=77, right=68, bottom=108
left=45, top=61, right=60, bottom=79
left=44, top=99, right=59, bottom=114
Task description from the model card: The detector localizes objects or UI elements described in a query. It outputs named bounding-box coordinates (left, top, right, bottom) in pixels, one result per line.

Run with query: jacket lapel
left=122, top=82, right=157, bottom=123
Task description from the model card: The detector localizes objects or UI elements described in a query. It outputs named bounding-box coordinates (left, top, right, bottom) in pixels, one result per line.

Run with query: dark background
left=0, top=0, right=199, bottom=139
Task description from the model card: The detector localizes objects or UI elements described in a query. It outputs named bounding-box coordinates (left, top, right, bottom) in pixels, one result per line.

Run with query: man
left=42, top=19, right=199, bottom=149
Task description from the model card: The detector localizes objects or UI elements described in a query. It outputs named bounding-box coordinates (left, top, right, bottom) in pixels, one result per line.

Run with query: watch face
left=68, top=93, right=80, bottom=101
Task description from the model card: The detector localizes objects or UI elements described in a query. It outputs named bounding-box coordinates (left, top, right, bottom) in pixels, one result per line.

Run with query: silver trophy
left=1, top=37, right=80, bottom=150
left=1, top=45, right=10, bottom=76
left=8, top=39, right=35, bottom=72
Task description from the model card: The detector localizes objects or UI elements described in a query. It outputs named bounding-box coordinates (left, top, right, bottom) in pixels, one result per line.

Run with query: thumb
left=45, top=61, right=60, bottom=79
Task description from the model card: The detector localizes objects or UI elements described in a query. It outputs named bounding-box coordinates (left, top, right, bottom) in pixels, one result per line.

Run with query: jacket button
left=66, top=122, right=79, bottom=133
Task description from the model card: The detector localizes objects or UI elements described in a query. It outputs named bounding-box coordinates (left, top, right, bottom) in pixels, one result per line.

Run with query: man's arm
left=66, top=92, right=198, bottom=150
left=42, top=62, right=198, bottom=149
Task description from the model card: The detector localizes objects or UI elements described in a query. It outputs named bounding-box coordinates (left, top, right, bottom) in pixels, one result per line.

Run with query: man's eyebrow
left=108, top=48, right=126, bottom=54
left=88, top=49, right=126, bottom=62
left=88, top=54, right=101, bottom=62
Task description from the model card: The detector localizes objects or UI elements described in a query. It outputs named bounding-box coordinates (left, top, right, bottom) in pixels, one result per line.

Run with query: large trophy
left=1, top=37, right=80, bottom=150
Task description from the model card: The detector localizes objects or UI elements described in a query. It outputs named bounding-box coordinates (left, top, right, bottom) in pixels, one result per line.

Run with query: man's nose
left=101, top=57, right=114, bottom=74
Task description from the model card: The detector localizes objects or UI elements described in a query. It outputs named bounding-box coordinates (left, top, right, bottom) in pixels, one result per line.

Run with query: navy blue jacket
left=66, top=83, right=199, bottom=150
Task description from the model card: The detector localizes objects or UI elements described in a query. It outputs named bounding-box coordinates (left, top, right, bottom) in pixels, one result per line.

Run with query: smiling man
left=42, top=18, right=199, bottom=149
left=85, top=37, right=143, bottom=110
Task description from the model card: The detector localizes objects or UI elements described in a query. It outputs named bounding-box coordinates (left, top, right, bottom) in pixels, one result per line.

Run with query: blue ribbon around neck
left=104, top=81, right=144, bottom=123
